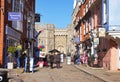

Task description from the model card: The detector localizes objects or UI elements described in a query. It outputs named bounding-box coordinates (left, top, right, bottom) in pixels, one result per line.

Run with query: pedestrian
left=43, top=54, right=49, bottom=67
left=75, top=54, right=81, bottom=65
left=15, top=42, right=22, bottom=68
left=84, top=53, right=88, bottom=64
left=73, top=55, right=77, bottom=64
left=81, top=52, right=88, bottom=64
left=49, top=52, right=54, bottom=69
left=22, top=49, right=27, bottom=68
left=55, top=52, right=61, bottom=68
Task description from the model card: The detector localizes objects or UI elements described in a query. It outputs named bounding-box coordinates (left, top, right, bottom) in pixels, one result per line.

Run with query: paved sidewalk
left=8, top=69, right=23, bottom=82
left=74, top=64, right=120, bottom=82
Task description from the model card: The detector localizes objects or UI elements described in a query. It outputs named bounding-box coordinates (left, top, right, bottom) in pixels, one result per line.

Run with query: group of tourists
left=73, top=51, right=88, bottom=65
left=6, top=42, right=26, bottom=69
left=49, top=52, right=61, bottom=69
left=35, top=51, right=61, bottom=69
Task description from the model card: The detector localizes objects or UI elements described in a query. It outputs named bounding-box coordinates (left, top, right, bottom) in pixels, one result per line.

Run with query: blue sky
left=109, top=0, right=120, bottom=26
left=35, top=0, right=73, bottom=28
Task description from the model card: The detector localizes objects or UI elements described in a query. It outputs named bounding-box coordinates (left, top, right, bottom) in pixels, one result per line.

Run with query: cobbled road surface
left=18, top=63, right=105, bottom=82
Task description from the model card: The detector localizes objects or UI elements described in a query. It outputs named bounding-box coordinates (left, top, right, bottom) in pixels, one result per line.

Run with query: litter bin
left=29, top=57, right=34, bottom=73
left=24, top=57, right=34, bottom=73
left=60, top=54, right=64, bottom=63
left=66, top=56, right=71, bottom=65
left=0, top=71, right=8, bottom=82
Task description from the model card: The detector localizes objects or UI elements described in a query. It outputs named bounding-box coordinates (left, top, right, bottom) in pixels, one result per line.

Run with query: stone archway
left=54, top=29, right=67, bottom=54
left=54, top=35, right=67, bottom=54
left=57, top=45, right=64, bottom=53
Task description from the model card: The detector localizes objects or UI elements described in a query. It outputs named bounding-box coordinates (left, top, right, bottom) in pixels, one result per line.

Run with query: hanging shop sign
left=74, top=37, right=80, bottom=45
left=98, top=28, right=106, bottom=37
left=93, top=38, right=99, bottom=45
left=35, top=13, right=40, bottom=22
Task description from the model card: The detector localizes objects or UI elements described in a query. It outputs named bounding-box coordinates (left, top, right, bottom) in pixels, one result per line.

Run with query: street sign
left=98, top=28, right=106, bottom=37
left=8, top=12, right=22, bottom=21
left=94, top=38, right=99, bottom=45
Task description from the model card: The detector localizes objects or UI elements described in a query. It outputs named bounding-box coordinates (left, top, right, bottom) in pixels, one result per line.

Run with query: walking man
left=15, top=42, right=22, bottom=68
left=55, top=52, right=61, bottom=68
left=49, top=52, right=54, bottom=69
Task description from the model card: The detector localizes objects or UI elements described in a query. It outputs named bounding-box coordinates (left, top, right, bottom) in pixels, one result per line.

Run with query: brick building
left=0, top=0, right=35, bottom=67
left=72, top=0, right=120, bottom=70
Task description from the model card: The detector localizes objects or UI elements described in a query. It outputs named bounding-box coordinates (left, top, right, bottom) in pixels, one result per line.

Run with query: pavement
left=1, top=63, right=120, bottom=82
left=74, top=64, right=120, bottom=82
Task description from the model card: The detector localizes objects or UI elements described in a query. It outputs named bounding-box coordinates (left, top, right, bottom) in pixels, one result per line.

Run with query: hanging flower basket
left=7, top=46, right=16, bottom=54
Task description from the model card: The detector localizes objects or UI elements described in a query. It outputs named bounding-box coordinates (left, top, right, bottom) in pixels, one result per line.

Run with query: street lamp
left=26, top=14, right=32, bottom=72
left=89, top=29, right=99, bottom=66
left=73, top=36, right=81, bottom=64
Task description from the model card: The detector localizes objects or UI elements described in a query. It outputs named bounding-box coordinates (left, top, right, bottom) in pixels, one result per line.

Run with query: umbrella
left=49, top=49, right=60, bottom=53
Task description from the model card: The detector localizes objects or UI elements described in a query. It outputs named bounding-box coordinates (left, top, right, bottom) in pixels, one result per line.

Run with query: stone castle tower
left=35, top=24, right=74, bottom=55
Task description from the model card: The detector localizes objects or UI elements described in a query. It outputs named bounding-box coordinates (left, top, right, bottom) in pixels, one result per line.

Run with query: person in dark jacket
left=55, top=52, right=61, bottom=68
left=15, top=43, right=22, bottom=68
left=49, top=52, right=54, bottom=69
left=73, top=55, right=77, bottom=64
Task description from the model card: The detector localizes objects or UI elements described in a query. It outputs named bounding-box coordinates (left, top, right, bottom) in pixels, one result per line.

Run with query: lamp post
left=74, top=36, right=81, bottom=64
left=89, top=29, right=99, bottom=66
left=26, top=15, right=32, bottom=72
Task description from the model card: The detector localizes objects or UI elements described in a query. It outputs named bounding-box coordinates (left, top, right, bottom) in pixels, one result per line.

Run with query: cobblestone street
left=16, top=62, right=104, bottom=82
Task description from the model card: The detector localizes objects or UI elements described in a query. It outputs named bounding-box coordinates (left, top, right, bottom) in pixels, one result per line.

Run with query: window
left=103, top=0, right=107, bottom=24
left=12, top=0, right=23, bottom=32
left=81, top=0, right=85, bottom=4
left=83, top=25, right=85, bottom=35
left=7, top=0, right=11, bottom=4
left=89, top=17, right=92, bottom=31
left=89, top=0, right=92, bottom=7
left=85, top=4, right=88, bottom=13
left=13, top=0, right=20, bottom=12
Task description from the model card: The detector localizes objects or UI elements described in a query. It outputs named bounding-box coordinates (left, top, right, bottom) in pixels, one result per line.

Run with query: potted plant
left=7, top=46, right=16, bottom=69
left=7, top=46, right=16, bottom=54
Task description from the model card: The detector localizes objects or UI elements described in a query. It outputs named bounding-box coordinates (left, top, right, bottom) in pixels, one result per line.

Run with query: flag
left=35, top=30, right=44, bottom=38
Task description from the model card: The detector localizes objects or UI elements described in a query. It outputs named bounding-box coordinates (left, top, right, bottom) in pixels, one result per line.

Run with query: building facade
left=35, top=24, right=55, bottom=53
left=54, top=28, right=67, bottom=54
left=35, top=24, right=74, bottom=55
left=0, top=0, right=35, bottom=67
left=72, top=0, right=120, bottom=70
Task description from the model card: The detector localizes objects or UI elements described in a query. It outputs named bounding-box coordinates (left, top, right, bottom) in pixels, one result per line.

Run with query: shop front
left=4, top=26, right=21, bottom=68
